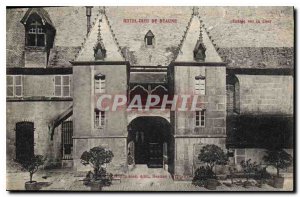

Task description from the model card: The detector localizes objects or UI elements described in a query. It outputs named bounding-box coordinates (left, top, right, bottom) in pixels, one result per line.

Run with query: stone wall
left=171, top=65, right=227, bottom=179
left=237, top=74, right=293, bottom=115
left=174, top=137, right=226, bottom=180
left=173, top=66, right=227, bottom=136
left=6, top=101, right=72, bottom=167
left=19, top=75, right=72, bottom=97
left=72, top=64, right=128, bottom=172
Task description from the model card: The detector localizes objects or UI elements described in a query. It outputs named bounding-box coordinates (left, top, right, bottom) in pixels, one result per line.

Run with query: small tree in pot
left=240, top=159, right=259, bottom=188
left=81, top=146, right=114, bottom=191
left=255, top=165, right=272, bottom=188
left=16, top=155, right=46, bottom=190
left=263, top=149, right=292, bottom=188
left=195, top=144, right=228, bottom=190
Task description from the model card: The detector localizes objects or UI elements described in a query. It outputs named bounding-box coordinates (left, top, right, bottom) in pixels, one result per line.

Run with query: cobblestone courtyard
left=6, top=165, right=293, bottom=191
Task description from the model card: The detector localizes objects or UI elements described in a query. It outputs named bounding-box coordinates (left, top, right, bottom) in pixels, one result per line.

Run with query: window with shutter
left=7, top=75, right=23, bottom=97
left=95, top=74, right=106, bottom=94
left=7, top=76, right=14, bottom=97
left=195, top=75, right=205, bottom=95
left=54, top=75, right=70, bottom=97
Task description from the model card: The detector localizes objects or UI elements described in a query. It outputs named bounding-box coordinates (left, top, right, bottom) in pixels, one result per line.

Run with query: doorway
left=15, top=121, right=34, bottom=161
left=127, top=116, right=171, bottom=168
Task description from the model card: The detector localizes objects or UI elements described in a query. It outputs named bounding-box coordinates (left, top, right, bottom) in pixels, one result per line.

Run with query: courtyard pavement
left=6, top=165, right=293, bottom=192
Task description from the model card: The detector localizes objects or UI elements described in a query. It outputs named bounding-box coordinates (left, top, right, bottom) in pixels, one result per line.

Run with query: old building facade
left=6, top=6, right=294, bottom=179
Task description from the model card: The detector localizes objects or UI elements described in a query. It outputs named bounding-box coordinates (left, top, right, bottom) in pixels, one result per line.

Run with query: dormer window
left=145, top=30, right=155, bottom=46
left=27, top=19, right=45, bottom=47
left=21, top=8, right=56, bottom=67
left=194, top=40, right=206, bottom=62
left=94, top=42, right=106, bottom=60
left=21, top=8, right=56, bottom=49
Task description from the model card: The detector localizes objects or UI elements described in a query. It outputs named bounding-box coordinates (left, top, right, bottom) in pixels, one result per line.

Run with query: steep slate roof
left=174, top=9, right=223, bottom=63
left=6, top=6, right=294, bottom=68
left=219, top=47, right=294, bottom=69
left=20, top=7, right=55, bottom=28
left=74, top=8, right=125, bottom=62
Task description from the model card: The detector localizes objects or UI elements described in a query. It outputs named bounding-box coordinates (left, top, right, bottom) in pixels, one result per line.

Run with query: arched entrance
left=127, top=116, right=171, bottom=168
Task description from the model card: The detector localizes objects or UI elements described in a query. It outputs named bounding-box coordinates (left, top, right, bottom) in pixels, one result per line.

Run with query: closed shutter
left=7, top=76, right=14, bottom=97
left=15, top=76, right=22, bottom=97
left=55, top=76, right=62, bottom=96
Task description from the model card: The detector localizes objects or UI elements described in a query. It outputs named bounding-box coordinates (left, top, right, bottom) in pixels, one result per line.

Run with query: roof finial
left=97, top=18, right=103, bottom=44
left=192, top=6, right=199, bottom=16
left=94, top=17, right=106, bottom=60
left=199, top=19, right=203, bottom=43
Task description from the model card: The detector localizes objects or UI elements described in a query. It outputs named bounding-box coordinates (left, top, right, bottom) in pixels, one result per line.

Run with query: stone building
left=6, top=6, right=294, bottom=179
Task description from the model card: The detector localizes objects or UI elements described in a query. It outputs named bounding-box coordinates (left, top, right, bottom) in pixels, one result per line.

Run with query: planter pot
left=273, top=177, right=284, bottom=188
left=90, top=182, right=103, bottom=191
left=257, top=180, right=268, bottom=188
left=25, top=181, right=38, bottom=191
left=205, top=179, right=218, bottom=190
left=243, top=181, right=252, bottom=188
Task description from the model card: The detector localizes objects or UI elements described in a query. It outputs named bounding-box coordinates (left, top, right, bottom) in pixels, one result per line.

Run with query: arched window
left=195, top=75, right=206, bottom=95
left=94, top=73, right=106, bottom=94
left=145, top=30, right=155, bottom=46
left=226, top=75, right=240, bottom=113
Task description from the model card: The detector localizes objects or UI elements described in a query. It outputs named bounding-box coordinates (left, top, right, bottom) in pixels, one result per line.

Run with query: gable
left=175, top=13, right=223, bottom=63
left=75, top=10, right=124, bottom=62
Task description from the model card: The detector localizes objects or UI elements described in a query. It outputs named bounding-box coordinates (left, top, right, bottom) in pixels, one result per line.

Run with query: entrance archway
left=127, top=116, right=171, bottom=168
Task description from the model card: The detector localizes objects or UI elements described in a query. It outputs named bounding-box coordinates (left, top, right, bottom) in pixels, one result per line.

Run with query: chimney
left=86, top=6, right=93, bottom=34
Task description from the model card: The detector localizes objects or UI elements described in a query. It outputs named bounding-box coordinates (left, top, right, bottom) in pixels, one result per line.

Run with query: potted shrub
left=80, top=146, right=114, bottom=191
left=225, top=166, right=237, bottom=187
left=192, top=166, right=215, bottom=188
left=196, top=144, right=228, bottom=190
left=255, top=166, right=271, bottom=188
left=263, top=149, right=292, bottom=188
left=240, top=159, right=258, bottom=188
left=16, top=155, right=46, bottom=190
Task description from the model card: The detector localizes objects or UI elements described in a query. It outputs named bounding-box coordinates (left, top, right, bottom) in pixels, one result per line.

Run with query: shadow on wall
left=226, top=114, right=293, bottom=149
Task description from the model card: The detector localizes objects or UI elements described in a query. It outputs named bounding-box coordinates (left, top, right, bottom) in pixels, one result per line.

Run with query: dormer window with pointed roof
left=94, top=19, right=106, bottom=60
left=21, top=8, right=56, bottom=49
left=94, top=42, right=106, bottom=60
left=145, top=30, right=155, bottom=46
left=193, top=23, right=206, bottom=62
left=21, top=8, right=56, bottom=67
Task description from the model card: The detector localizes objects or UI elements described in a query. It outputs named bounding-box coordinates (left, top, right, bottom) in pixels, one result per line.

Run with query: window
left=7, top=75, right=23, bottom=97
left=61, top=121, right=73, bottom=160
left=26, top=20, right=46, bottom=47
left=146, top=37, right=153, bottom=45
left=235, top=149, right=246, bottom=165
left=54, top=75, right=70, bottom=97
left=226, top=75, right=240, bottom=113
left=195, top=110, right=205, bottom=127
left=145, top=30, right=155, bottom=46
left=95, top=109, right=105, bottom=128
left=95, top=74, right=106, bottom=94
left=195, top=76, right=205, bottom=95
